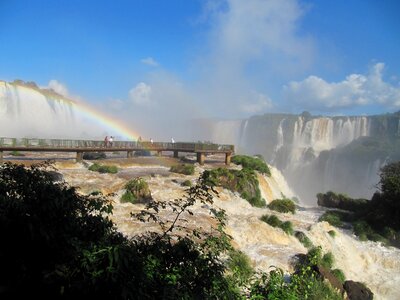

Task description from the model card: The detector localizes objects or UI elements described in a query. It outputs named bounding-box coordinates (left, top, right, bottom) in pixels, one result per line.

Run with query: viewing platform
left=0, top=137, right=234, bottom=165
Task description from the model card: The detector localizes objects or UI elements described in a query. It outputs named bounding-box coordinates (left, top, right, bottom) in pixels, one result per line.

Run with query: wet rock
left=344, top=280, right=374, bottom=300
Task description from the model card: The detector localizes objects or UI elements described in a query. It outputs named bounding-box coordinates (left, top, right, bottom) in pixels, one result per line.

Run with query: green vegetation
left=317, top=191, right=368, bottom=212
left=169, top=163, right=195, bottom=175
left=332, top=269, right=346, bottom=284
left=321, top=252, right=334, bottom=269
left=10, top=150, right=25, bottom=156
left=268, top=198, right=296, bottom=214
left=88, top=162, right=118, bottom=173
left=181, top=179, right=192, bottom=187
left=208, top=168, right=265, bottom=207
left=231, top=154, right=271, bottom=176
left=295, top=231, right=314, bottom=248
left=121, top=177, right=152, bottom=204
left=260, top=214, right=294, bottom=235
left=328, top=230, right=336, bottom=238
left=0, top=162, right=370, bottom=299
left=318, top=161, right=400, bottom=247
left=318, top=210, right=351, bottom=228
left=248, top=246, right=344, bottom=300
left=226, top=249, right=254, bottom=286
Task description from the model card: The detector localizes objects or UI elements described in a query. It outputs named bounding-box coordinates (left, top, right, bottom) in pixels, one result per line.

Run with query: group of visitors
left=104, top=136, right=113, bottom=147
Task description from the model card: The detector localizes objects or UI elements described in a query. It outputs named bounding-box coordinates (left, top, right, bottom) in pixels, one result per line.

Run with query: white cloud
left=140, top=57, right=159, bottom=67
left=47, top=79, right=69, bottom=97
left=284, top=63, right=400, bottom=111
left=240, top=92, right=273, bottom=113
left=129, top=82, right=153, bottom=106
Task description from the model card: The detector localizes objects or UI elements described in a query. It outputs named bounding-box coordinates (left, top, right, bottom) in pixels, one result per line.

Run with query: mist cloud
left=47, top=79, right=69, bottom=97
left=284, top=63, right=400, bottom=111
left=140, top=57, right=159, bottom=67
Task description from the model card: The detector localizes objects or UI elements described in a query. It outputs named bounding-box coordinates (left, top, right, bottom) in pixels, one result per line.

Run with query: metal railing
left=0, top=137, right=234, bottom=152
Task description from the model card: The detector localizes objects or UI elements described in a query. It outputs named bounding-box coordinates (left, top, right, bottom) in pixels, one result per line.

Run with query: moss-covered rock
left=88, top=163, right=118, bottom=174
left=317, top=191, right=368, bottom=212
left=231, top=155, right=271, bottom=176
left=268, top=198, right=296, bottom=214
left=170, top=164, right=195, bottom=175
left=260, top=214, right=293, bottom=235
left=121, top=177, right=152, bottom=204
left=207, top=168, right=265, bottom=207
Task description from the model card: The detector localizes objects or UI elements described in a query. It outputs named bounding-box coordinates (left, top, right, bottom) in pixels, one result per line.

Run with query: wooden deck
left=0, top=137, right=234, bottom=165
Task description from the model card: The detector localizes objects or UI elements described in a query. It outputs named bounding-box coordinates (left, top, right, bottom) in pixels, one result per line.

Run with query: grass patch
left=331, top=269, right=346, bottom=284
left=268, top=198, right=296, bottom=214
left=231, top=155, right=271, bottom=176
left=121, top=190, right=137, bottom=204
left=260, top=214, right=293, bottom=235
left=328, top=230, right=336, bottom=238
left=181, top=180, right=192, bottom=187
left=207, top=168, right=265, bottom=207
left=10, top=150, right=25, bottom=156
left=88, top=163, right=118, bottom=174
left=170, top=164, right=195, bottom=175
left=295, top=231, right=313, bottom=248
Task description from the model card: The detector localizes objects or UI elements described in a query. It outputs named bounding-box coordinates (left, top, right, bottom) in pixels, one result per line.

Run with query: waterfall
left=0, top=81, right=111, bottom=139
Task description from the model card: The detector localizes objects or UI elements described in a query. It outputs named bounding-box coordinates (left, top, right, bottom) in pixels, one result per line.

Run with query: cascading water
left=0, top=80, right=116, bottom=139
left=206, top=112, right=400, bottom=204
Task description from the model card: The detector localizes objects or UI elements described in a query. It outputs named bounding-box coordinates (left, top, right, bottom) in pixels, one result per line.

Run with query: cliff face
left=208, top=112, right=400, bottom=204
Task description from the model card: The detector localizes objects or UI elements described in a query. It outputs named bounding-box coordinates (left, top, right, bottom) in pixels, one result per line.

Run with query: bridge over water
left=0, top=137, right=234, bottom=165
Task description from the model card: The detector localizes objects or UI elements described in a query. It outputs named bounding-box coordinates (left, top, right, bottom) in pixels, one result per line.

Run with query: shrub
left=227, top=250, right=254, bottom=286
left=170, top=163, right=195, bottom=175
left=321, top=252, right=334, bottom=269
left=231, top=155, right=271, bottom=176
left=295, top=231, right=313, bottom=248
left=122, top=177, right=152, bottom=204
left=181, top=179, right=192, bottom=187
left=268, top=198, right=296, bottom=214
left=207, top=168, right=265, bottom=207
left=88, top=163, right=118, bottom=174
left=121, top=190, right=137, bottom=204
left=328, top=230, right=336, bottom=238
left=318, top=210, right=351, bottom=228
left=260, top=214, right=293, bottom=235
left=331, top=269, right=346, bottom=284
left=10, top=150, right=25, bottom=156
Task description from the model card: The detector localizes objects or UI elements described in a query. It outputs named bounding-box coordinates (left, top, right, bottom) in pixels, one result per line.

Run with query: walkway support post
left=157, top=151, right=162, bottom=157
left=0, top=151, right=3, bottom=164
left=196, top=152, right=205, bottom=165
left=76, top=151, right=83, bottom=162
left=173, top=150, right=179, bottom=158
left=127, top=150, right=133, bottom=158
left=225, top=152, right=232, bottom=165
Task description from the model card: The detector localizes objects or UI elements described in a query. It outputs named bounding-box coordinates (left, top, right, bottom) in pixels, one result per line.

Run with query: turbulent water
left=0, top=80, right=116, bottom=139
left=50, top=159, right=400, bottom=300
left=207, top=112, right=400, bottom=204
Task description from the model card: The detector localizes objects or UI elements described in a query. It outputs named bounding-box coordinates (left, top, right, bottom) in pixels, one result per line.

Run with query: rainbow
left=5, top=80, right=141, bottom=141
left=71, top=100, right=140, bottom=141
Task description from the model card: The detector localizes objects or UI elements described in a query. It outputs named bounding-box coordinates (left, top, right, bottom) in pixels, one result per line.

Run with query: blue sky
left=1, top=0, right=400, bottom=128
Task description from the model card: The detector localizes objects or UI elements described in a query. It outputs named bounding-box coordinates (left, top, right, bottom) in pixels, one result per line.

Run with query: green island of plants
left=231, top=154, right=271, bottom=176
left=317, top=161, right=400, bottom=248
left=121, top=177, right=152, bottom=204
left=260, top=214, right=294, bottom=235
left=0, top=162, right=371, bottom=299
left=88, top=162, right=118, bottom=174
left=169, top=163, right=195, bottom=175
left=268, top=198, right=297, bottom=214
left=207, top=167, right=266, bottom=207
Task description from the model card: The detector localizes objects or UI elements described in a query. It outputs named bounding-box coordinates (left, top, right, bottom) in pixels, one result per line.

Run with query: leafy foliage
left=88, top=162, right=118, bottom=174
left=208, top=167, right=266, bottom=207
left=328, top=230, right=336, bottom=238
left=268, top=198, right=296, bottom=214
left=260, top=214, right=294, bottom=235
left=231, top=154, right=271, bottom=176
left=169, top=163, right=195, bottom=175
left=295, top=231, right=314, bottom=249
left=318, top=210, right=352, bottom=228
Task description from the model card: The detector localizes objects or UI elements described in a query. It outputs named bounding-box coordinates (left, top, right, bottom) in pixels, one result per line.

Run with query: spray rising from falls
left=208, top=112, right=400, bottom=204
left=0, top=80, right=137, bottom=140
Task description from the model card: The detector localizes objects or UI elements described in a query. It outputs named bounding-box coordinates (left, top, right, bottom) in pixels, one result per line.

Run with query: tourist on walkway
left=104, top=136, right=109, bottom=147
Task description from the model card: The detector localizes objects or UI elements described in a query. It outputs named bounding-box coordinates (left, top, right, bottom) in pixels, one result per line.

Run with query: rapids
left=51, top=159, right=400, bottom=300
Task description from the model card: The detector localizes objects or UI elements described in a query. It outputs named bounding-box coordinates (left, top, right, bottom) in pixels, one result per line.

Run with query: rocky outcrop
left=317, top=191, right=368, bottom=212
left=344, top=280, right=374, bottom=300
left=83, top=152, right=106, bottom=160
